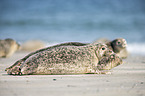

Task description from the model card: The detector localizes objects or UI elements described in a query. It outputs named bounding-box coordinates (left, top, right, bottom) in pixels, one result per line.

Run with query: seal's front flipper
left=95, top=68, right=112, bottom=74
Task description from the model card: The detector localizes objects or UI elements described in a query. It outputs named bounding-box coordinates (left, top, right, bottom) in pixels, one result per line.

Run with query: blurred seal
left=0, top=38, right=20, bottom=58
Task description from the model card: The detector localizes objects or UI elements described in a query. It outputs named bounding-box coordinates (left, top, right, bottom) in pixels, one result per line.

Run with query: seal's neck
left=110, top=42, right=120, bottom=53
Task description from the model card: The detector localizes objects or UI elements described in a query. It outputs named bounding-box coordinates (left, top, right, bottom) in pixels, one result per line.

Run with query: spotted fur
left=7, top=43, right=113, bottom=75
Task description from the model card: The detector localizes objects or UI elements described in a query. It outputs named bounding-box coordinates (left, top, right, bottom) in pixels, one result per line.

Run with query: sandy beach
left=0, top=51, right=145, bottom=96
left=1, top=0, right=145, bottom=96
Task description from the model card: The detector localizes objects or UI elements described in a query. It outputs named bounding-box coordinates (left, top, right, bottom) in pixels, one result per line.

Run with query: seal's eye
left=102, top=47, right=105, bottom=50
left=117, top=41, right=121, bottom=45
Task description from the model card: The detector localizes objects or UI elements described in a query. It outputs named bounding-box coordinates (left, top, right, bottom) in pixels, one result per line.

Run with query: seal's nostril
left=109, top=50, right=112, bottom=52
left=110, top=55, right=114, bottom=58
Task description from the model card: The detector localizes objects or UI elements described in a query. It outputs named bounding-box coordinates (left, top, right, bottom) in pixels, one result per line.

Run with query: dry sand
left=0, top=51, right=145, bottom=96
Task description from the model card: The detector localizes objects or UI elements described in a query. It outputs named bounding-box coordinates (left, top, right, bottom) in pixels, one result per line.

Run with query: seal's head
left=95, top=43, right=109, bottom=60
left=5, top=38, right=21, bottom=50
left=111, top=38, right=127, bottom=53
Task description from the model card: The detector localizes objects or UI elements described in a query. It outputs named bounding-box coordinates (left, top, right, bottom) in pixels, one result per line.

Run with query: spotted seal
left=5, top=38, right=125, bottom=71
left=0, top=38, right=20, bottom=58
left=6, top=43, right=122, bottom=75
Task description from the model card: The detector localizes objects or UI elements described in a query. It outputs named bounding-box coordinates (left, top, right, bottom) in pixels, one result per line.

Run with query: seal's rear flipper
left=7, top=66, right=22, bottom=75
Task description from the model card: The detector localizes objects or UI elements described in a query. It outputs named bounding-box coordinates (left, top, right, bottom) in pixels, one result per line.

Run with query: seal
left=6, top=43, right=121, bottom=75
left=105, top=38, right=128, bottom=59
left=5, top=38, right=126, bottom=71
left=0, top=38, right=20, bottom=58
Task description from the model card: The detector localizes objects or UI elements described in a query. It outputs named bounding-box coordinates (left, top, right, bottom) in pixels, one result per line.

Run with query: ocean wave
left=127, top=43, right=145, bottom=55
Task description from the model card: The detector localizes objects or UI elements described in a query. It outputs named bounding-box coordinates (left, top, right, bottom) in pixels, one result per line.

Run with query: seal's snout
left=110, top=54, right=115, bottom=59
left=122, top=39, right=127, bottom=48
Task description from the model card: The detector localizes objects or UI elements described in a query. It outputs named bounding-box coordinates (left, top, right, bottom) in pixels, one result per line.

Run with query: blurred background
left=0, top=0, right=145, bottom=55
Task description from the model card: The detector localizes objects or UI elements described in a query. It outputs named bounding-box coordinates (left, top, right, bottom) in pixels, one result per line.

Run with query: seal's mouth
left=122, top=43, right=127, bottom=48
left=109, top=54, right=123, bottom=67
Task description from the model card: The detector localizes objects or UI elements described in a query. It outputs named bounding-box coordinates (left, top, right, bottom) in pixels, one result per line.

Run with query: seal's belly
left=35, top=62, right=96, bottom=74
left=21, top=46, right=98, bottom=75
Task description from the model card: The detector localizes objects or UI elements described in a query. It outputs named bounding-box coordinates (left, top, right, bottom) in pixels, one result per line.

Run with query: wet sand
left=0, top=51, right=145, bottom=96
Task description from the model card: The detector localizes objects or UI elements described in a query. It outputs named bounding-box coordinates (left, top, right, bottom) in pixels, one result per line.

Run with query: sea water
left=0, top=0, right=145, bottom=55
